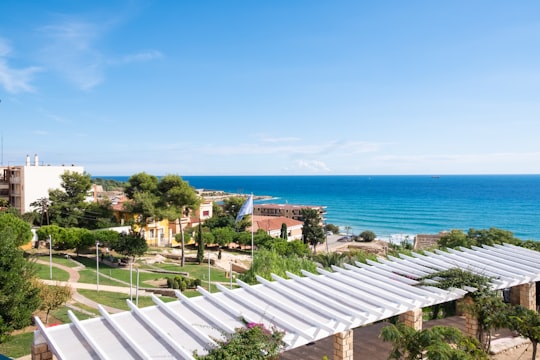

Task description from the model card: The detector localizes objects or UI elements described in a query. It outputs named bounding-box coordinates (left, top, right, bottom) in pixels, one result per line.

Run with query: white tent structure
left=33, top=244, right=540, bottom=359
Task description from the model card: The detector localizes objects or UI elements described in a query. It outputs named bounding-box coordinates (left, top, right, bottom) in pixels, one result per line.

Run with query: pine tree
left=0, top=222, right=41, bottom=343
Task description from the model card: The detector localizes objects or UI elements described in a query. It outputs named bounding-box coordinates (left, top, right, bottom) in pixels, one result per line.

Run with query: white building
left=0, top=154, right=84, bottom=214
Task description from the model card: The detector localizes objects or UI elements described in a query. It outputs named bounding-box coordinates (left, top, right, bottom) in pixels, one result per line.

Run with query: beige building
left=0, top=154, right=84, bottom=214
left=253, top=203, right=326, bottom=223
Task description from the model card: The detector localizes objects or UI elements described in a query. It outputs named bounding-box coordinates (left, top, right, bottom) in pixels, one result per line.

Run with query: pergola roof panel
left=35, top=244, right=540, bottom=360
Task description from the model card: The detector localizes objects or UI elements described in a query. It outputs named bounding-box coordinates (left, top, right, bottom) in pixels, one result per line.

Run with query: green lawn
left=77, top=289, right=176, bottom=311
left=78, top=269, right=128, bottom=286
left=50, top=254, right=82, bottom=267
left=34, top=263, right=70, bottom=281
left=0, top=331, right=34, bottom=359
left=0, top=307, right=95, bottom=359
left=140, top=262, right=230, bottom=283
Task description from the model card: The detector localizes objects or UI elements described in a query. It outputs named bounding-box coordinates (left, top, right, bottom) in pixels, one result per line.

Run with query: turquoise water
left=100, top=175, right=540, bottom=241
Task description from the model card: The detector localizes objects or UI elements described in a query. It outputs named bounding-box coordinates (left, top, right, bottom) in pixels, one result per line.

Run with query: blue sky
left=1, top=1, right=539, bottom=176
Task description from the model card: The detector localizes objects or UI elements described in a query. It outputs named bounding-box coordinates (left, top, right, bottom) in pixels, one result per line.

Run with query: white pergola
left=33, top=244, right=540, bottom=360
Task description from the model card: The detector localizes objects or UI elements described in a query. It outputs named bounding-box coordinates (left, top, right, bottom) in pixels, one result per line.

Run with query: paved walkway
left=37, top=259, right=127, bottom=314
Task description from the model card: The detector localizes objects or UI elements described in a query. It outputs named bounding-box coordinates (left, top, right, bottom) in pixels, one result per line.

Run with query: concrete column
left=398, top=308, right=423, bottom=331
left=333, top=330, right=353, bottom=360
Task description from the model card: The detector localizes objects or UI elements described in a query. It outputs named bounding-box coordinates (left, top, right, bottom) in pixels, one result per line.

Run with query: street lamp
left=96, top=241, right=101, bottom=292
left=48, top=235, right=52, bottom=280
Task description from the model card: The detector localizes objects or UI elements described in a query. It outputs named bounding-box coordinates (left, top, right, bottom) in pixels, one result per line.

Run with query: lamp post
left=96, top=241, right=100, bottom=292
left=208, top=249, right=211, bottom=293
left=48, top=235, right=52, bottom=280
left=229, top=261, right=233, bottom=289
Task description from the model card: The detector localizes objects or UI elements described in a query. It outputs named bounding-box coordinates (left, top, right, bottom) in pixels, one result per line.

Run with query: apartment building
left=253, top=203, right=326, bottom=223
left=0, top=154, right=84, bottom=214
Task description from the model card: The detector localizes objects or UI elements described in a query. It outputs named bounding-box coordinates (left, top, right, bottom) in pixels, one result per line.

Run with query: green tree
left=280, top=223, right=288, bottom=240
left=48, top=171, right=92, bottom=228
left=324, top=223, right=339, bottom=234
left=508, top=305, right=540, bottom=360
left=360, top=230, right=376, bottom=242
left=0, top=228, right=41, bottom=343
left=420, top=268, right=508, bottom=351
left=467, top=227, right=519, bottom=246
left=36, top=282, right=72, bottom=324
left=157, top=174, right=199, bottom=266
left=380, top=322, right=487, bottom=360
left=438, top=229, right=474, bottom=248
left=0, top=212, right=32, bottom=246
left=30, top=197, right=50, bottom=226
left=79, top=201, right=117, bottom=230
left=300, top=208, right=325, bottom=253
left=124, top=172, right=159, bottom=199
left=110, top=231, right=148, bottom=261
left=211, top=227, right=235, bottom=249
left=196, top=222, right=204, bottom=264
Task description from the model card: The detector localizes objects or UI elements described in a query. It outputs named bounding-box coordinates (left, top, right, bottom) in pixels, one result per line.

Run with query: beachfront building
left=0, top=154, right=84, bottom=214
left=249, top=215, right=303, bottom=240
left=254, top=203, right=327, bottom=224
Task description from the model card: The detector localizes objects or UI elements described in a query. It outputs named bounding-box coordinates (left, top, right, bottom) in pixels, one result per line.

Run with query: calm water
left=100, top=175, right=540, bottom=241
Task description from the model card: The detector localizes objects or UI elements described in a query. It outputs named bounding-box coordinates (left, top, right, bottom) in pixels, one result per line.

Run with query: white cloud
left=295, top=160, right=330, bottom=172
left=0, top=37, right=41, bottom=93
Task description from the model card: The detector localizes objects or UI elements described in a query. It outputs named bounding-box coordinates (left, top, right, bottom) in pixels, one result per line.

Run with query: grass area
left=70, top=302, right=101, bottom=316
left=34, top=263, right=70, bottom=281
left=74, top=256, right=166, bottom=288
left=139, top=262, right=230, bottom=283
left=0, top=306, right=96, bottom=359
left=0, top=331, right=34, bottom=358
left=51, top=254, right=81, bottom=268
left=78, top=269, right=129, bottom=286
left=51, top=306, right=97, bottom=323
left=77, top=289, right=177, bottom=310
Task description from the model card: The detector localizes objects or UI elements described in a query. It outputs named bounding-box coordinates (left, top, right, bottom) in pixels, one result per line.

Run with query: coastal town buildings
left=253, top=203, right=326, bottom=224
left=249, top=215, right=304, bottom=240
left=0, top=154, right=84, bottom=214
left=110, top=194, right=213, bottom=246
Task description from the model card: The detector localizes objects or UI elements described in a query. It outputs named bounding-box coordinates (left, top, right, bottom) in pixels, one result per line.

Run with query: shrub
left=195, top=321, right=285, bottom=359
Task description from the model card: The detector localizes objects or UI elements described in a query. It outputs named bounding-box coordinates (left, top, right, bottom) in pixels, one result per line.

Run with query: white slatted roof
left=35, top=244, right=540, bottom=360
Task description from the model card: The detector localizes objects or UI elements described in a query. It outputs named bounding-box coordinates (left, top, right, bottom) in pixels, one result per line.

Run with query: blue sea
left=99, top=175, right=540, bottom=242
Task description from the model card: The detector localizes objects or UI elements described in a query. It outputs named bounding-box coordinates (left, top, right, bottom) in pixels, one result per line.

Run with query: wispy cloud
left=115, top=50, right=163, bottom=64
left=39, top=19, right=105, bottom=90
left=39, top=16, right=162, bottom=90
left=0, top=37, right=41, bottom=93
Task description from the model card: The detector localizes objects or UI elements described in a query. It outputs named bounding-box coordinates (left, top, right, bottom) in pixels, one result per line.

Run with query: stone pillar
left=462, top=296, right=478, bottom=338
left=32, top=330, right=54, bottom=360
left=509, top=283, right=537, bottom=311
left=31, top=342, right=53, bottom=360
left=398, top=308, right=423, bottom=331
left=333, top=330, right=353, bottom=360
left=519, top=282, right=536, bottom=311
